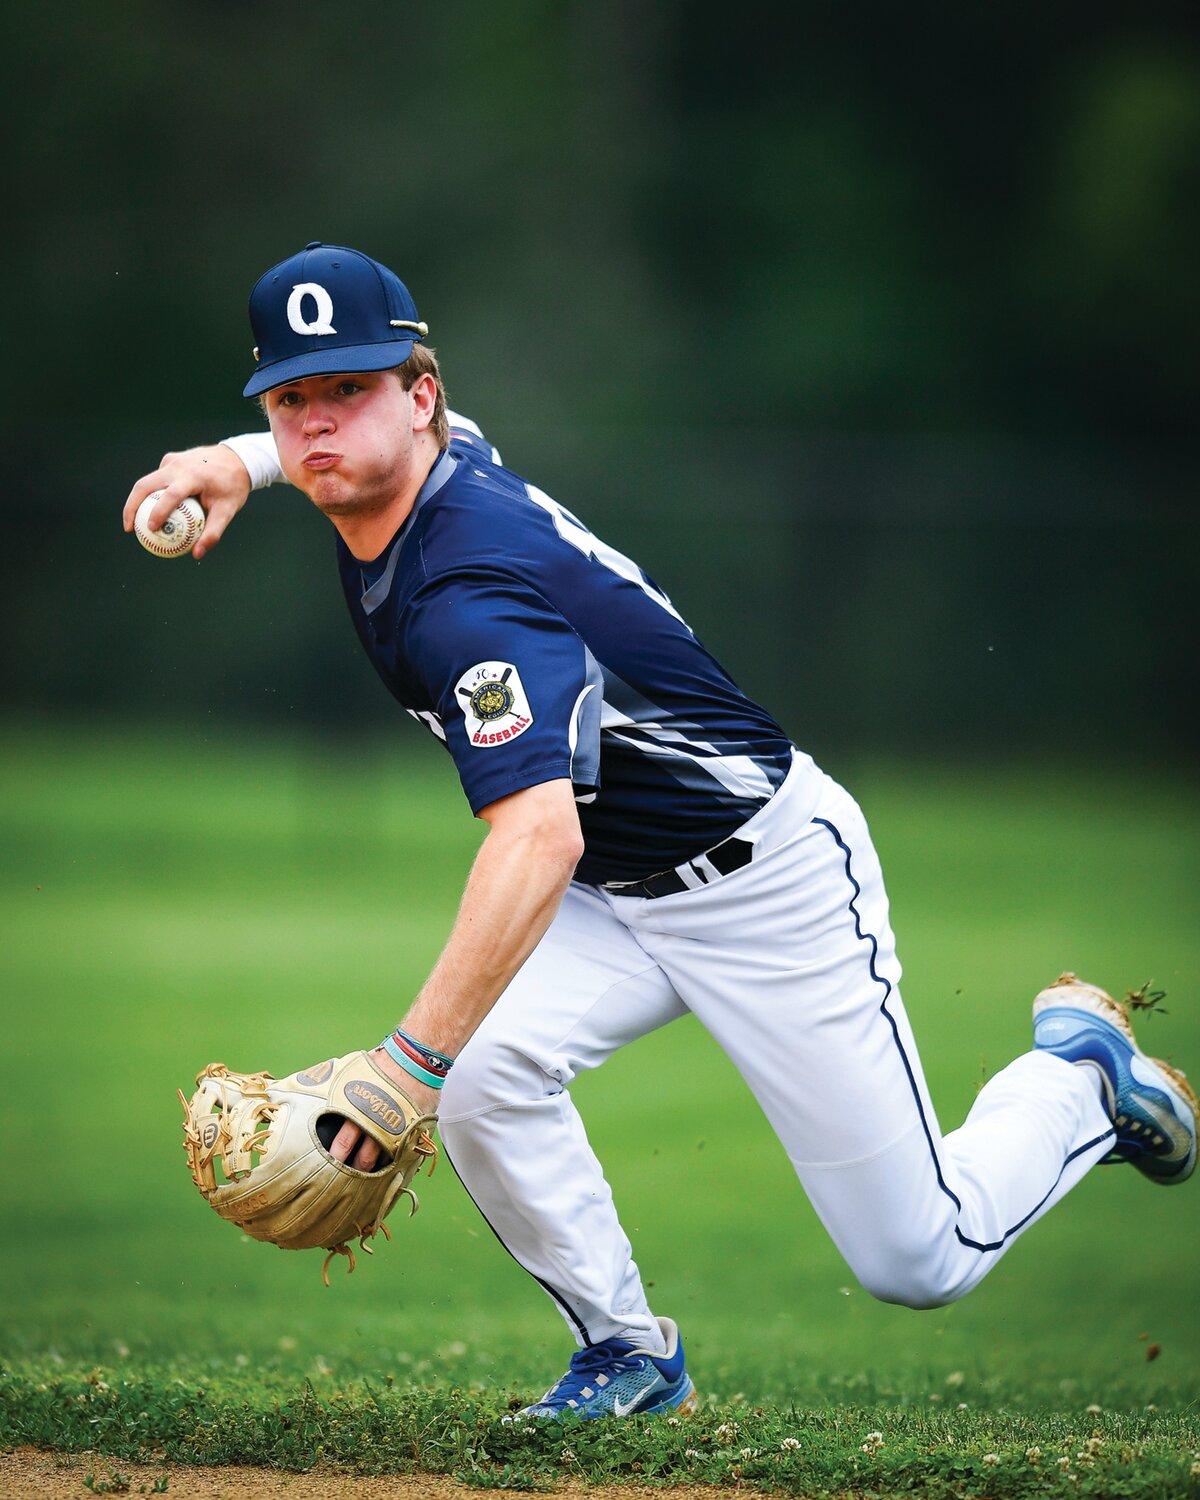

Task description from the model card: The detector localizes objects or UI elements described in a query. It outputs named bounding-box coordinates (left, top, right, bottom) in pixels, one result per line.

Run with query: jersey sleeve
left=446, top=409, right=502, bottom=465
left=405, top=569, right=602, bottom=814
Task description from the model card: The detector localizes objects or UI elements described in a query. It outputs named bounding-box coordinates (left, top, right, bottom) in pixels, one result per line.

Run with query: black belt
left=602, top=834, right=755, bottom=900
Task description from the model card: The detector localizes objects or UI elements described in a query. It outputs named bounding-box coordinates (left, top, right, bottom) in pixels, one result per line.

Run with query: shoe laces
left=540, top=1339, right=644, bottom=1405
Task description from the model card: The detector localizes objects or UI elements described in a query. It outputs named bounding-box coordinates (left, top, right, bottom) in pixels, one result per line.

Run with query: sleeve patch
left=455, top=661, right=534, bottom=748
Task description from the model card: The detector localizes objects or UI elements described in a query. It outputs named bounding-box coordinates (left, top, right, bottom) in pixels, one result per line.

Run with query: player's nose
left=302, top=402, right=336, bottom=436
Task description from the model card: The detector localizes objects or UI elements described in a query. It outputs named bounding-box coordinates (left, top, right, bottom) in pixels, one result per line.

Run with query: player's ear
left=408, top=371, right=437, bottom=433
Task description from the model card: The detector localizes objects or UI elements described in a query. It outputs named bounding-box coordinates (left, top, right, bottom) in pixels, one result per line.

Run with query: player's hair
left=254, top=343, right=449, bottom=448
left=395, top=343, right=450, bottom=449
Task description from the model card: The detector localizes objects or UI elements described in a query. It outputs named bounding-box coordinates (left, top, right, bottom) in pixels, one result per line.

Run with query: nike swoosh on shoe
left=612, top=1380, right=662, bottom=1417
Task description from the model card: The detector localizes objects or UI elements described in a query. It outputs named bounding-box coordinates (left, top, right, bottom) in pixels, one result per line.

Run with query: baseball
left=134, top=492, right=205, bottom=558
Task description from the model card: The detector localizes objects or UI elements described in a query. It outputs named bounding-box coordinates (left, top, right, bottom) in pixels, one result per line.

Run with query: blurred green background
left=2, top=0, right=1197, bottom=1408
left=2, top=2, right=1196, bottom=754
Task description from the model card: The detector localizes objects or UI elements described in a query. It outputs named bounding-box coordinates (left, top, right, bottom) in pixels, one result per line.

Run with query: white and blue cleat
left=1034, top=971, right=1197, bottom=1185
left=511, top=1316, right=697, bottom=1421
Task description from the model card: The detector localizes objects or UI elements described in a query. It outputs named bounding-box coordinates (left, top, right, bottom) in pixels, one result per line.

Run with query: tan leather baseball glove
left=178, top=1051, right=437, bottom=1283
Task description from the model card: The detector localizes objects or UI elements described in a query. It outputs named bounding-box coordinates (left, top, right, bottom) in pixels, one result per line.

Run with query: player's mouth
left=304, top=450, right=341, bottom=470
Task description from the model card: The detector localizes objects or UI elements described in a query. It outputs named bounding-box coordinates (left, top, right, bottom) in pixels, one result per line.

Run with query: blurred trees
left=3, top=2, right=1195, bottom=759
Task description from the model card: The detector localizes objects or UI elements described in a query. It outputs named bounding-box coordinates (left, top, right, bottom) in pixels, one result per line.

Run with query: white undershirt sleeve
left=220, top=430, right=284, bottom=490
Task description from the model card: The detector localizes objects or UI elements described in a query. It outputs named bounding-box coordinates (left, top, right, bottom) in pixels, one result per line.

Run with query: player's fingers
left=351, top=1135, right=382, bottom=1172
left=191, top=499, right=240, bottom=559
left=123, top=474, right=196, bottom=534
left=124, top=452, right=196, bottom=529
left=329, top=1119, right=363, bottom=1163
left=122, top=470, right=170, bottom=530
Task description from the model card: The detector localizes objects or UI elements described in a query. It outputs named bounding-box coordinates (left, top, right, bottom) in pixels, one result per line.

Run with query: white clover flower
left=982, top=1453, right=1000, bottom=1466
left=780, top=1437, right=802, bottom=1452
left=1058, top=1456, right=1072, bottom=1471
left=945, top=1369, right=964, bottom=1386
left=860, top=1431, right=885, bottom=1455
left=714, top=1422, right=738, bottom=1444
left=666, top=1416, right=680, bottom=1427
left=1026, top=1446, right=1042, bottom=1464
left=559, top=1447, right=575, bottom=1463
left=684, top=1448, right=701, bottom=1460
left=1190, top=1461, right=1200, bottom=1478
left=1086, top=1403, right=1102, bottom=1414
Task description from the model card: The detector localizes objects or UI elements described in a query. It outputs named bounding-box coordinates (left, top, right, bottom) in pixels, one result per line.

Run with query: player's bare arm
left=122, top=442, right=253, bottom=559
left=331, top=777, right=584, bottom=1170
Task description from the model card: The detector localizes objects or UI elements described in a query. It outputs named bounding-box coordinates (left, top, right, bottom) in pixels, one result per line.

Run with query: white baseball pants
left=438, top=753, right=1115, bottom=1348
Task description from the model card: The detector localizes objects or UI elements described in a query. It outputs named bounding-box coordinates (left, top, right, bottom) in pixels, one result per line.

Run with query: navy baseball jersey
left=337, top=434, right=792, bottom=885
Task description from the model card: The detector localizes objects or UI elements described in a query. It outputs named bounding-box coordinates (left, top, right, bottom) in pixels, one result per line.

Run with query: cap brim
left=242, top=337, right=417, bottom=398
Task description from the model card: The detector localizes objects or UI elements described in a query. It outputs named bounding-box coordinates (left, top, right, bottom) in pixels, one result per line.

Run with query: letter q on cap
left=287, top=282, right=337, bottom=337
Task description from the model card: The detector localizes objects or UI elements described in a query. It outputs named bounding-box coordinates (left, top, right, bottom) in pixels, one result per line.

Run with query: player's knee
left=864, top=1277, right=954, bottom=1311
left=852, top=1255, right=965, bottom=1310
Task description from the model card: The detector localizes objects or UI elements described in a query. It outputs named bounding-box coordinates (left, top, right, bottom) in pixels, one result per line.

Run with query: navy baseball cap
left=243, top=242, right=428, bottom=398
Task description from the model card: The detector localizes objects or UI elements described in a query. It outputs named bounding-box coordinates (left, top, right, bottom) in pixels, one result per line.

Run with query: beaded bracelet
left=378, top=1028, right=456, bottom=1091
left=379, top=1033, right=445, bottom=1089
left=393, top=1028, right=455, bottom=1073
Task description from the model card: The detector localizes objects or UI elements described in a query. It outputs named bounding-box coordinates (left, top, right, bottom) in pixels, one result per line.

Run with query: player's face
left=263, top=370, right=424, bottom=521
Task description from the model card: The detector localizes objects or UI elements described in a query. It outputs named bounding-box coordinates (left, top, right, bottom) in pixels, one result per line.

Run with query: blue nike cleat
left=511, top=1316, right=697, bottom=1421
left=1033, top=971, right=1197, bottom=1185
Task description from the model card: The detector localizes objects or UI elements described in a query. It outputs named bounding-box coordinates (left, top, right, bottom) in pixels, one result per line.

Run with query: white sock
left=614, top=1322, right=666, bottom=1356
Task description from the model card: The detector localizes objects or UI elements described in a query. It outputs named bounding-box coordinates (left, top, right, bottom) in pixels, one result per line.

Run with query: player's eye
left=275, top=390, right=302, bottom=408
left=335, top=380, right=362, bottom=397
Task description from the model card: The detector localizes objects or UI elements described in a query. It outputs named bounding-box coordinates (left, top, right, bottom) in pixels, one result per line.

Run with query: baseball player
left=125, top=243, right=1197, bottom=1421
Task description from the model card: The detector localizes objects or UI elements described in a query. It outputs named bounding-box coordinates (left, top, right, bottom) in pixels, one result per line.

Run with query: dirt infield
left=1, top=1449, right=750, bottom=1499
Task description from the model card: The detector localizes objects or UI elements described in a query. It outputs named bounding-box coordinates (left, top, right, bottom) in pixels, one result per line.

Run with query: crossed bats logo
left=455, top=660, right=533, bottom=748
left=468, top=672, right=515, bottom=722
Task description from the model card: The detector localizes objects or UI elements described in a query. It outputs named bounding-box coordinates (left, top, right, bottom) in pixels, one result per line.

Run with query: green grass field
left=2, top=725, right=1198, bottom=1493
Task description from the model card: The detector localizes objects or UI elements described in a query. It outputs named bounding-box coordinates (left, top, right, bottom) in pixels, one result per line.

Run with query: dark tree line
left=5, top=3, right=1195, bottom=757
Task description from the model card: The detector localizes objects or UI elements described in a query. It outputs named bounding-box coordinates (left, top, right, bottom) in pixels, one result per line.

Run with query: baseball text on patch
left=455, top=661, right=534, bottom=748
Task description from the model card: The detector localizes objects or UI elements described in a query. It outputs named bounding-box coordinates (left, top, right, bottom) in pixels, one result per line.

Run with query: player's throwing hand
left=123, top=443, right=254, bottom=559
